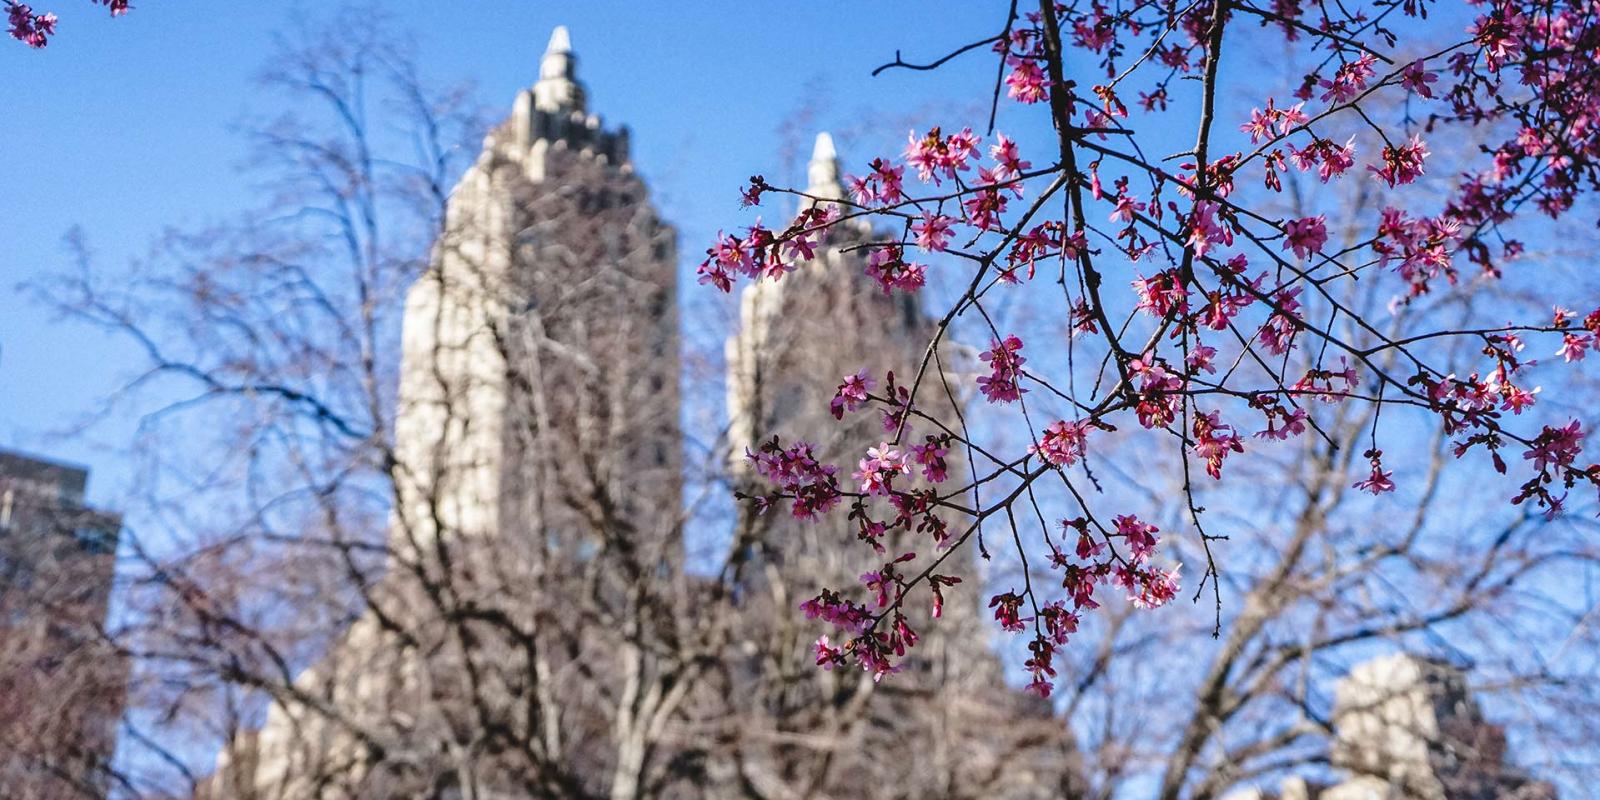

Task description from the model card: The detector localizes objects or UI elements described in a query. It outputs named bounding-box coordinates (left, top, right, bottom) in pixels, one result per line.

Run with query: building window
left=74, top=527, right=115, bottom=555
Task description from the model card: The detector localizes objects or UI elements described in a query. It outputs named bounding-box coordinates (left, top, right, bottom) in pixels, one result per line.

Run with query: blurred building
left=197, top=24, right=1079, bottom=800
left=200, top=25, right=683, bottom=799
left=1223, top=653, right=1556, bottom=800
left=0, top=449, right=126, bottom=800
left=719, top=131, right=1074, bottom=798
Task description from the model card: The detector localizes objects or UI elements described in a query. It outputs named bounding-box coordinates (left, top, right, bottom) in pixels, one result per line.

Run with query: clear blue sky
left=0, top=1, right=1024, bottom=506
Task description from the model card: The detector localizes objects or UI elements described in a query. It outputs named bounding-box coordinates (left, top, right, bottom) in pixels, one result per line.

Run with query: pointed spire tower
left=236, top=25, right=681, bottom=799
left=727, top=131, right=923, bottom=467
left=507, top=26, right=627, bottom=169
left=721, top=136, right=1044, bottom=798
left=806, top=132, right=844, bottom=200
left=533, top=25, right=584, bottom=113
left=801, top=132, right=870, bottom=235
left=390, top=23, right=675, bottom=558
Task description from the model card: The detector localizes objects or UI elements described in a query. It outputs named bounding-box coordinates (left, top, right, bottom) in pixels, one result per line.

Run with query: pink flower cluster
left=1239, top=99, right=1309, bottom=144
left=904, top=126, right=981, bottom=184
left=910, top=435, right=951, bottom=483
left=1293, top=358, right=1362, bottom=403
left=1254, top=402, right=1308, bottom=442
left=1032, top=419, right=1090, bottom=467
left=697, top=204, right=845, bottom=292
left=1370, top=134, right=1430, bottom=188
left=1130, top=354, right=1183, bottom=429
left=977, top=335, right=1027, bottom=404
left=1317, top=53, right=1378, bottom=103
left=911, top=212, right=954, bottom=252
left=1354, top=449, right=1396, bottom=494
left=8, top=0, right=127, bottom=48
left=747, top=437, right=842, bottom=520
left=1257, top=286, right=1305, bottom=356
left=830, top=369, right=874, bottom=419
left=1003, top=221, right=1082, bottom=283
left=1002, top=26, right=1050, bottom=104
left=847, top=157, right=906, bottom=206
left=1192, top=410, right=1244, bottom=479
left=6, top=2, right=54, bottom=46
left=1133, top=269, right=1190, bottom=317
left=1552, top=308, right=1600, bottom=363
left=864, top=245, right=928, bottom=294
left=1281, top=215, right=1328, bottom=260
left=1185, top=201, right=1235, bottom=257
left=1285, top=136, right=1357, bottom=183
left=809, top=553, right=928, bottom=680
left=801, top=590, right=870, bottom=633
left=1373, top=207, right=1459, bottom=297
left=1008, top=514, right=1180, bottom=696
left=853, top=442, right=911, bottom=497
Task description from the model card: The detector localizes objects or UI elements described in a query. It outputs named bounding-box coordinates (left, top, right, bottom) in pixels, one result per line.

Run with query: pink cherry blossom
left=854, top=442, right=911, bottom=496
left=1005, top=57, right=1049, bottom=104
left=1114, top=514, right=1160, bottom=563
left=1524, top=420, right=1584, bottom=473
left=911, top=212, right=955, bottom=252
left=1126, top=563, right=1181, bottom=609
left=1401, top=60, right=1438, bottom=97
left=1556, top=333, right=1589, bottom=363
left=1370, top=134, right=1430, bottom=188
left=830, top=370, right=875, bottom=419
left=1354, top=449, right=1396, bottom=494
left=1032, top=419, right=1089, bottom=467
left=910, top=436, right=951, bottom=484
left=978, top=335, right=1027, bottom=404
left=1282, top=215, right=1328, bottom=260
left=1132, top=269, right=1189, bottom=317
left=1192, top=410, right=1244, bottom=479
left=989, top=591, right=1027, bottom=633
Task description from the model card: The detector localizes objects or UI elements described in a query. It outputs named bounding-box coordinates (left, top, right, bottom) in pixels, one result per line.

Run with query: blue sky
left=1, top=1, right=1023, bottom=505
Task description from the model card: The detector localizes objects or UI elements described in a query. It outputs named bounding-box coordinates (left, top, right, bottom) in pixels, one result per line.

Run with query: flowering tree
left=702, top=0, right=1600, bottom=700
left=5, top=0, right=125, bottom=47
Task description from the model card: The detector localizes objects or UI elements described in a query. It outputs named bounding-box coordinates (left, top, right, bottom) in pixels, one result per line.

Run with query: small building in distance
left=1224, top=653, right=1556, bottom=800
left=0, top=449, right=127, bottom=800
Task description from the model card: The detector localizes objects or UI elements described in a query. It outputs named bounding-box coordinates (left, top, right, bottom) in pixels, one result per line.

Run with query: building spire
left=806, top=132, right=844, bottom=200
left=546, top=25, right=571, bottom=56
left=534, top=25, right=585, bottom=113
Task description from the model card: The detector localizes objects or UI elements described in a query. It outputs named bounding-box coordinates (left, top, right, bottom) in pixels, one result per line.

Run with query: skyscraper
left=207, top=28, right=684, bottom=799
left=718, top=134, right=1073, bottom=799
left=0, top=449, right=126, bottom=800
left=204, top=29, right=1074, bottom=800
left=390, top=23, right=679, bottom=565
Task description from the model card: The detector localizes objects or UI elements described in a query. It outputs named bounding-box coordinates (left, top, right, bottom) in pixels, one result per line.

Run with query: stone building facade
left=202, top=27, right=682, bottom=800
left=718, top=132, right=1074, bottom=798
left=0, top=449, right=126, bottom=800
left=1224, top=654, right=1555, bottom=800
left=198, top=26, right=1078, bottom=800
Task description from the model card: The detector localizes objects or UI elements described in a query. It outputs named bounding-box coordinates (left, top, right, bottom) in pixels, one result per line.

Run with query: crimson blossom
left=705, top=0, right=1600, bottom=697
left=6, top=0, right=125, bottom=47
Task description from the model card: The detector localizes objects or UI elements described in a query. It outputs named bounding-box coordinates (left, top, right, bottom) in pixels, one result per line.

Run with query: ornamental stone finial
left=807, top=132, right=844, bottom=200
left=534, top=26, right=584, bottom=113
